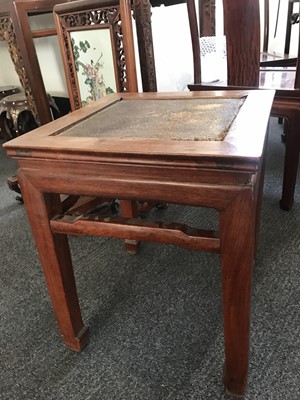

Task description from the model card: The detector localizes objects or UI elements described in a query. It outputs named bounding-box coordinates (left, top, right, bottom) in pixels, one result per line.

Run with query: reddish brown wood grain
left=3, top=90, right=274, bottom=396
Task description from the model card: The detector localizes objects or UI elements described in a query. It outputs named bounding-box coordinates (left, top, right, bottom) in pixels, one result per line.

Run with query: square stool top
left=3, top=90, right=274, bottom=171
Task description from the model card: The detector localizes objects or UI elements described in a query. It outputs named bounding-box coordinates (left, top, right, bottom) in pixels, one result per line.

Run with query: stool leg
left=280, top=111, right=300, bottom=210
left=17, top=171, right=89, bottom=351
left=0, top=112, right=14, bottom=141
left=0, top=113, right=5, bottom=140
left=220, top=189, right=255, bottom=397
left=120, top=200, right=141, bottom=254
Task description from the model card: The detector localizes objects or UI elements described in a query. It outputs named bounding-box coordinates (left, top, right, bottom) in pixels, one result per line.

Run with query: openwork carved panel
left=0, top=16, right=10, bottom=41
left=57, top=7, right=129, bottom=110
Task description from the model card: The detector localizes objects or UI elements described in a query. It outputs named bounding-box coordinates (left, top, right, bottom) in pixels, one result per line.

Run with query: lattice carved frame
left=57, top=6, right=129, bottom=110
left=0, top=16, right=39, bottom=124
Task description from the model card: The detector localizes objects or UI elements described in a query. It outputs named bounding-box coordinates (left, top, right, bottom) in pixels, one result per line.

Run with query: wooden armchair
left=187, top=0, right=300, bottom=210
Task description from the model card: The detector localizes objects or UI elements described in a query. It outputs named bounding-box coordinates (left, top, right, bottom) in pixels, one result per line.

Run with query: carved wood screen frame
left=54, top=0, right=138, bottom=111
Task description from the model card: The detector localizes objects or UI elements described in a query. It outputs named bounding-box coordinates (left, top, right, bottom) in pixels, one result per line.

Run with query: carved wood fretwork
left=0, top=16, right=40, bottom=124
left=199, top=0, right=215, bottom=37
left=132, top=0, right=157, bottom=91
left=59, top=7, right=128, bottom=110
left=61, top=9, right=115, bottom=26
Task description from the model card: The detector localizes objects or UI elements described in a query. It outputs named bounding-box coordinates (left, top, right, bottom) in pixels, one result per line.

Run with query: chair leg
left=280, top=118, right=287, bottom=143
left=280, top=111, right=300, bottom=210
left=119, top=200, right=141, bottom=254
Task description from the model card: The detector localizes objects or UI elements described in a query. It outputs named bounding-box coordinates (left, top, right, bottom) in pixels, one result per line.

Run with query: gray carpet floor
left=0, top=117, right=299, bottom=400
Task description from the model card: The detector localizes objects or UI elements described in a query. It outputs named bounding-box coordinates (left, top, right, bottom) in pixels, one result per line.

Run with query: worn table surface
left=4, top=90, right=273, bottom=161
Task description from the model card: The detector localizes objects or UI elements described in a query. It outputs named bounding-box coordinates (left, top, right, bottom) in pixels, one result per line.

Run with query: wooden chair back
left=223, top=0, right=261, bottom=87
left=188, top=0, right=300, bottom=89
left=187, top=0, right=300, bottom=211
left=54, top=0, right=138, bottom=111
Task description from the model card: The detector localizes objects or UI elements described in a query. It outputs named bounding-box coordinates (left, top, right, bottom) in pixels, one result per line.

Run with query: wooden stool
left=3, top=90, right=274, bottom=397
left=0, top=91, right=60, bottom=141
left=0, top=86, right=20, bottom=139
